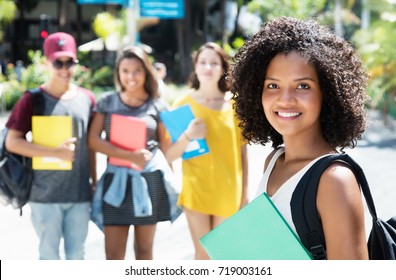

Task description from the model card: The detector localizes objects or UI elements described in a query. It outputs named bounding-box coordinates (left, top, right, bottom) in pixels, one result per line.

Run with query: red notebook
left=109, top=114, right=147, bottom=170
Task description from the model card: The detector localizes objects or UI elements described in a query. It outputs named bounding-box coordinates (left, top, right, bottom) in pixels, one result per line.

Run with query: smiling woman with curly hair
left=232, top=16, right=368, bottom=149
left=231, top=17, right=369, bottom=260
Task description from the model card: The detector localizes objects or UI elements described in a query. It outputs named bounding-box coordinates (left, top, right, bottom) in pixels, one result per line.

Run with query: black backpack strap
left=20, top=88, right=44, bottom=215
left=28, top=87, right=45, bottom=116
left=291, top=153, right=372, bottom=260
left=291, top=156, right=330, bottom=259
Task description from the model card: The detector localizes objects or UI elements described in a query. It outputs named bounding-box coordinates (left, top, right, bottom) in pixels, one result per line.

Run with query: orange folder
left=109, top=114, right=147, bottom=170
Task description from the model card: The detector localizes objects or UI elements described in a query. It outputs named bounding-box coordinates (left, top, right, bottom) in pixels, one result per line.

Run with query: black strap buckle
left=310, top=245, right=326, bottom=260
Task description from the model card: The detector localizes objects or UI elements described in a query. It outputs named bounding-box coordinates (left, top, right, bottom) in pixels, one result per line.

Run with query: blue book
left=160, top=104, right=209, bottom=159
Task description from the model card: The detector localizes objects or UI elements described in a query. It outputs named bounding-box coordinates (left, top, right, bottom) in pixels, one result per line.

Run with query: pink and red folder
left=109, top=114, right=146, bottom=170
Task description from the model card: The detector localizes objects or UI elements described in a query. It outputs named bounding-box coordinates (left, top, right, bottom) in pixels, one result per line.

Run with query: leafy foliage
left=353, top=6, right=396, bottom=117
left=0, top=0, right=17, bottom=40
left=0, top=50, right=47, bottom=110
left=223, top=37, right=246, bottom=58
left=246, top=0, right=327, bottom=20
left=92, top=12, right=122, bottom=40
left=74, top=64, right=114, bottom=95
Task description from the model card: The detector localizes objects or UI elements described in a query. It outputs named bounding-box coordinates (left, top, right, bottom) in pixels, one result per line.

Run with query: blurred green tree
left=353, top=0, right=396, bottom=123
left=0, top=0, right=17, bottom=41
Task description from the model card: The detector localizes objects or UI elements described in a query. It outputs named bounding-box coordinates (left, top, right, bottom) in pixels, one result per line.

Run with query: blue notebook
left=200, top=193, right=312, bottom=260
left=160, top=104, right=209, bottom=159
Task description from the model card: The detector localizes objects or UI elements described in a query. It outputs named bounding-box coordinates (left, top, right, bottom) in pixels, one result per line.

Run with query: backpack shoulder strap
left=27, top=87, right=45, bottom=116
left=291, top=156, right=330, bottom=260
left=0, top=127, right=9, bottom=158
left=291, top=153, right=371, bottom=260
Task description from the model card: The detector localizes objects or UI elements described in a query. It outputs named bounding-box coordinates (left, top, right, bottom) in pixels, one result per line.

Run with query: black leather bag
left=291, top=153, right=396, bottom=260
left=0, top=128, right=33, bottom=212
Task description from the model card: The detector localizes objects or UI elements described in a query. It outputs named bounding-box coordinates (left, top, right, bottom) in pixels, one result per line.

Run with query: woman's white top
left=255, top=147, right=331, bottom=234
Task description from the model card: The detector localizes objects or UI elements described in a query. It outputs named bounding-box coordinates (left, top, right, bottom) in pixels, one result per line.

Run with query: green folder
left=199, top=193, right=312, bottom=260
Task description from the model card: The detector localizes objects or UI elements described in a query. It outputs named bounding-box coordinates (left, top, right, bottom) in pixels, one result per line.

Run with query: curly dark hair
left=231, top=17, right=368, bottom=149
left=114, top=46, right=159, bottom=97
left=188, top=42, right=231, bottom=92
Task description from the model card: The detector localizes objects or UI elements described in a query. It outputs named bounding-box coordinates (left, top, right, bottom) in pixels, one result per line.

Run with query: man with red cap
left=5, top=32, right=97, bottom=260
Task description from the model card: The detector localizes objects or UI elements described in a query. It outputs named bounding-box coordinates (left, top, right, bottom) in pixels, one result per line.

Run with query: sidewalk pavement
left=1, top=110, right=395, bottom=260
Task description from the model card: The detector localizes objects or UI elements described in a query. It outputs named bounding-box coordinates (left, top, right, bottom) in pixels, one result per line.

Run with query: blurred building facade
left=2, top=0, right=236, bottom=83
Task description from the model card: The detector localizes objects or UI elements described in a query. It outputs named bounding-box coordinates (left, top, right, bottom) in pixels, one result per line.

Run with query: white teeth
left=277, top=112, right=300, bottom=117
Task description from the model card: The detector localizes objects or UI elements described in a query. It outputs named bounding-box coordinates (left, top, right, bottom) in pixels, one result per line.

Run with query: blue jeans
left=30, top=202, right=90, bottom=260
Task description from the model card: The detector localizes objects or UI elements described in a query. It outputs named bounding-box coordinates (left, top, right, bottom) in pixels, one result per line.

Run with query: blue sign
left=77, top=0, right=126, bottom=4
left=140, top=0, right=184, bottom=19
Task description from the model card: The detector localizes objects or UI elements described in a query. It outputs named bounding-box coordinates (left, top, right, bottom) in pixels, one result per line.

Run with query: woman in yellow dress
left=165, top=42, right=249, bottom=259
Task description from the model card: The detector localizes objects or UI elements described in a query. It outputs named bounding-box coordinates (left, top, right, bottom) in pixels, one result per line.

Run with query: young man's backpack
left=291, top=153, right=396, bottom=260
left=0, top=88, right=44, bottom=215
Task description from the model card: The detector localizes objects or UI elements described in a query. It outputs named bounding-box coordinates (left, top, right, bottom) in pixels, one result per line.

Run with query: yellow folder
left=200, top=193, right=312, bottom=260
left=32, top=116, right=73, bottom=170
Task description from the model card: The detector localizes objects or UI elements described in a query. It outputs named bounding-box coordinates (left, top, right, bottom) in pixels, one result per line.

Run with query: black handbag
left=0, top=128, right=33, bottom=214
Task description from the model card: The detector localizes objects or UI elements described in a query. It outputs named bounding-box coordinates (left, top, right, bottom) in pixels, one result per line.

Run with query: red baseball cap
left=43, top=32, right=77, bottom=61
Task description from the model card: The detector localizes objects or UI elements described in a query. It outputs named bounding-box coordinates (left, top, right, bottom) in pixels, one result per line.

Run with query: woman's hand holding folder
left=127, top=149, right=153, bottom=170
left=185, top=118, right=207, bottom=140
